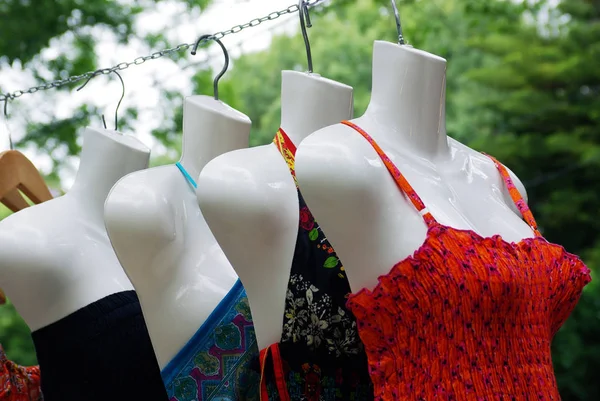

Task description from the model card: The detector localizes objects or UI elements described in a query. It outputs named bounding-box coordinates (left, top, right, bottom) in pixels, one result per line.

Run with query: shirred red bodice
left=340, top=120, right=591, bottom=400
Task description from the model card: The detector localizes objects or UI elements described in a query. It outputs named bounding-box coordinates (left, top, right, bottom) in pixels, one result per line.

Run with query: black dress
left=32, top=290, right=168, bottom=401
left=258, top=129, right=373, bottom=401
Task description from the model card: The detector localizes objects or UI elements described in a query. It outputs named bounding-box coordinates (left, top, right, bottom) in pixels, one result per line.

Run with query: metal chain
left=0, top=0, right=323, bottom=102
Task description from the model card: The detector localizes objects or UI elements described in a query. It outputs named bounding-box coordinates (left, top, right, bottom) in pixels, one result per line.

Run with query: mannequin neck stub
left=365, top=41, right=449, bottom=160
left=179, top=96, right=251, bottom=181
left=280, top=70, right=353, bottom=147
left=68, top=127, right=150, bottom=225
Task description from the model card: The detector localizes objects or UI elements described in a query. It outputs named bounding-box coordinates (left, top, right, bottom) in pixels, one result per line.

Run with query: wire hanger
left=191, top=35, right=230, bottom=101
left=390, top=0, right=406, bottom=45
left=299, top=0, right=314, bottom=73
left=76, top=70, right=126, bottom=131
left=3, top=97, right=13, bottom=151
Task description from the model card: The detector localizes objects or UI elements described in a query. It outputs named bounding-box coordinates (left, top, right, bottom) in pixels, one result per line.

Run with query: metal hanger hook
left=390, top=0, right=405, bottom=45
left=299, top=0, right=314, bottom=73
left=3, top=97, right=13, bottom=150
left=76, top=70, right=125, bottom=131
left=191, top=35, right=230, bottom=101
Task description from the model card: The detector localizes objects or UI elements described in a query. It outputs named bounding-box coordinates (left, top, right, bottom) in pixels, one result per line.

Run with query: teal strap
left=175, top=162, right=197, bottom=189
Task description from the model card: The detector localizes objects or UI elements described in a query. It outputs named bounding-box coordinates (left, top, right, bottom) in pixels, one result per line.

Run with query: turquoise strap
left=175, top=162, right=197, bottom=189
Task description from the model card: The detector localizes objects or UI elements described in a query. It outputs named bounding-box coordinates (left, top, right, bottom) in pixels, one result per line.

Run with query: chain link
left=0, top=0, right=324, bottom=102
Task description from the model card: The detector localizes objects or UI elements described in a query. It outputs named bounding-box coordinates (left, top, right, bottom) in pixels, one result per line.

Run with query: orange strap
left=341, top=120, right=437, bottom=227
left=259, top=344, right=290, bottom=401
left=483, top=154, right=541, bottom=237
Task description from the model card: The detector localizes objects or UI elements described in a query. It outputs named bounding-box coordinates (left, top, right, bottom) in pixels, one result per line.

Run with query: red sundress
left=341, top=120, right=591, bottom=401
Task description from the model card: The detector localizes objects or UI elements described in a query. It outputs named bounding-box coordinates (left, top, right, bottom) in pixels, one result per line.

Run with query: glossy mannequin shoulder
left=196, top=70, right=353, bottom=350
left=104, top=95, right=250, bottom=368
left=295, top=40, right=535, bottom=293
left=0, top=127, right=149, bottom=331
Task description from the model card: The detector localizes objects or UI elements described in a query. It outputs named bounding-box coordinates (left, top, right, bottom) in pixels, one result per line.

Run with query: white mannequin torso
left=196, top=70, right=353, bottom=350
left=295, top=41, right=536, bottom=293
left=0, top=127, right=149, bottom=331
left=104, top=96, right=250, bottom=369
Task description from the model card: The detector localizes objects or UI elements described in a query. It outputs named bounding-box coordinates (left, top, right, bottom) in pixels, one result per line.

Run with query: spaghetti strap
left=341, top=120, right=437, bottom=227
left=259, top=344, right=290, bottom=401
left=483, top=153, right=542, bottom=237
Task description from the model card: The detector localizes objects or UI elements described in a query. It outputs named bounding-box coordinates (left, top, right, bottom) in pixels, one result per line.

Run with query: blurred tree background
left=1, top=0, right=598, bottom=399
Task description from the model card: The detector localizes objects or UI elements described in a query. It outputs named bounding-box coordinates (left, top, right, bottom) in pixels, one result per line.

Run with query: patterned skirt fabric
left=162, top=280, right=260, bottom=401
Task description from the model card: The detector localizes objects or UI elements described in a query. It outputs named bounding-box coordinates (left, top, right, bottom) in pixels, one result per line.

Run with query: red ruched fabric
left=340, top=120, right=591, bottom=400
left=346, top=225, right=590, bottom=400
left=0, top=345, right=42, bottom=401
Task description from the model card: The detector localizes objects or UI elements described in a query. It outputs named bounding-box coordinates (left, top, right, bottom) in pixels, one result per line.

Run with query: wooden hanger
left=0, top=150, right=52, bottom=213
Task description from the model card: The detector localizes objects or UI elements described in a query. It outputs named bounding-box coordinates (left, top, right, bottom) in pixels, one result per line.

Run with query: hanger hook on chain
left=76, top=70, right=125, bottom=131
left=191, top=35, right=230, bottom=101
left=390, top=0, right=405, bottom=45
left=3, top=96, right=13, bottom=151
left=299, top=0, right=314, bottom=73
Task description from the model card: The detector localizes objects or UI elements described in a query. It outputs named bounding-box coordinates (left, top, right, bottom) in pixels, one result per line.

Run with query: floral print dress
left=0, top=345, right=43, bottom=401
left=258, top=129, right=373, bottom=401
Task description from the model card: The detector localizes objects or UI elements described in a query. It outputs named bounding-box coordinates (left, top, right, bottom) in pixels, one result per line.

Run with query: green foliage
left=0, top=0, right=212, bottom=65
left=0, top=204, right=10, bottom=220
left=0, top=0, right=136, bottom=64
left=0, top=300, right=37, bottom=366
